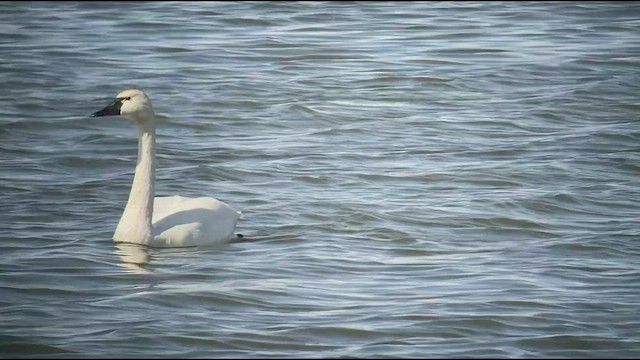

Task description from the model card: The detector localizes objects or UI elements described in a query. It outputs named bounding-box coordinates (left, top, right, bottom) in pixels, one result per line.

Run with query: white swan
left=92, top=89, right=240, bottom=247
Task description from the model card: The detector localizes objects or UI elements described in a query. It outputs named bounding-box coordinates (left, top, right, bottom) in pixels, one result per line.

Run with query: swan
left=92, top=89, right=240, bottom=247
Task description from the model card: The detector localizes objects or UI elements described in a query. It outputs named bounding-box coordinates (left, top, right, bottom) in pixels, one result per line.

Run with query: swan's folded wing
left=151, top=196, right=240, bottom=247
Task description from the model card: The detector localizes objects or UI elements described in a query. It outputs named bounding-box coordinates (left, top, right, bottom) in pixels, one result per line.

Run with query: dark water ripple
left=1, top=1, right=640, bottom=358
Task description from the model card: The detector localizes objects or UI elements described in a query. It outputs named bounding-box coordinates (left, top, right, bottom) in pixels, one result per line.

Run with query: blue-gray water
left=1, top=1, right=639, bottom=358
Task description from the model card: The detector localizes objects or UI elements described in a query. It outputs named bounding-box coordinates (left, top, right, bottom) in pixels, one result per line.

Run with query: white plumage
left=92, top=89, right=240, bottom=247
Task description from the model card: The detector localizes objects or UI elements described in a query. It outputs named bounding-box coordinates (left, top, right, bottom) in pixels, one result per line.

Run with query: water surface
left=1, top=1, right=639, bottom=358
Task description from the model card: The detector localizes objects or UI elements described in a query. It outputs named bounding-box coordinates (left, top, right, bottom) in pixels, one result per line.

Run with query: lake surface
left=1, top=1, right=639, bottom=358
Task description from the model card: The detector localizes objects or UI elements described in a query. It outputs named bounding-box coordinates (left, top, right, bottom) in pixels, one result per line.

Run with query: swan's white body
left=93, top=89, right=240, bottom=247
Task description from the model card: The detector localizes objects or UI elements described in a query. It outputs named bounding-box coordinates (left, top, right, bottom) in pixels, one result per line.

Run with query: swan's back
left=151, top=195, right=240, bottom=247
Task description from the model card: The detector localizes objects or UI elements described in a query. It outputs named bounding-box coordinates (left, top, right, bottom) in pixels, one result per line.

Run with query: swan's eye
left=125, top=96, right=131, bottom=101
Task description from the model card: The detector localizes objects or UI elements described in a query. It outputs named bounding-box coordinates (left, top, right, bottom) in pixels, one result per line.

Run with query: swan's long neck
left=113, top=121, right=156, bottom=245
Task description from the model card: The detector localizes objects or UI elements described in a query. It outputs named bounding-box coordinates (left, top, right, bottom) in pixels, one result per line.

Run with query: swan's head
left=92, top=89, right=154, bottom=123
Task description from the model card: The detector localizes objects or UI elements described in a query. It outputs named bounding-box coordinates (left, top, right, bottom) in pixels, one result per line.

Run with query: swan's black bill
left=92, top=98, right=123, bottom=117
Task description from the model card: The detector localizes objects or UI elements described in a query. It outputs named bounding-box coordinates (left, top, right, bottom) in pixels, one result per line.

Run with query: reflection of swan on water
left=92, top=89, right=241, bottom=247
left=114, top=243, right=151, bottom=274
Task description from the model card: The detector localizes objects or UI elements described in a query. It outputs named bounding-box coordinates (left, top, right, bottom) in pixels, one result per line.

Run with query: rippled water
left=1, top=1, right=640, bottom=358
